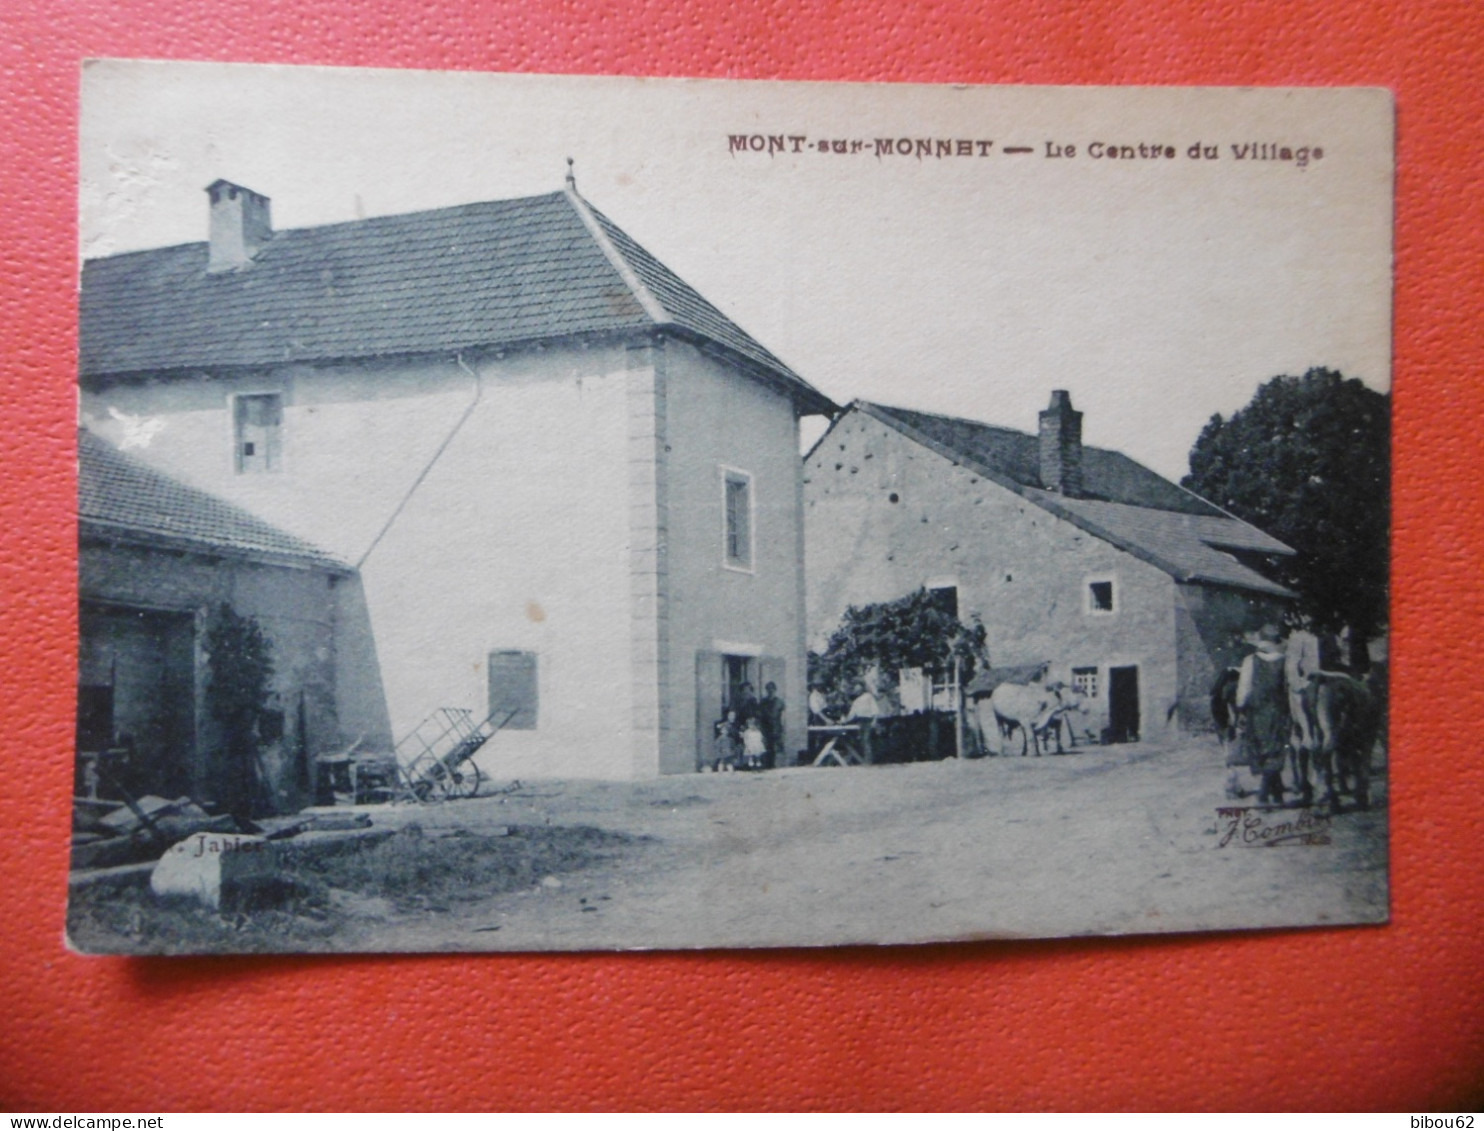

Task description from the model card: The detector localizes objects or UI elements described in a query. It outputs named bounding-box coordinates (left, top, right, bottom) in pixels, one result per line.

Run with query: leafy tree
left=1182, top=368, right=1389, bottom=657
left=809, top=588, right=987, bottom=714
left=204, top=603, right=275, bottom=821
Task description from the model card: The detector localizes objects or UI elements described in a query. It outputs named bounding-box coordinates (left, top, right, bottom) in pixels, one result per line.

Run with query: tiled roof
left=865, top=402, right=1217, bottom=515
left=79, top=188, right=833, bottom=414
left=1028, top=493, right=1293, bottom=596
left=587, top=204, right=807, bottom=398
left=855, top=401, right=1294, bottom=597
left=78, top=429, right=348, bottom=571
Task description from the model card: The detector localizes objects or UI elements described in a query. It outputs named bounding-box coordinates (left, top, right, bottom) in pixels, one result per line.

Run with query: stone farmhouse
left=78, top=429, right=377, bottom=813
left=80, top=175, right=835, bottom=781
left=804, top=394, right=1295, bottom=742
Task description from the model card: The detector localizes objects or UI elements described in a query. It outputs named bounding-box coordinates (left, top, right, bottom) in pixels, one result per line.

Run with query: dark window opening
left=723, top=655, right=755, bottom=712
left=927, top=585, right=959, bottom=619
left=1088, top=580, right=1114, bottom=612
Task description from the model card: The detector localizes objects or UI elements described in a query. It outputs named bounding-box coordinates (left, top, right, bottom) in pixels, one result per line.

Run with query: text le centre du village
left=728, top=134, right=1325, bottom=168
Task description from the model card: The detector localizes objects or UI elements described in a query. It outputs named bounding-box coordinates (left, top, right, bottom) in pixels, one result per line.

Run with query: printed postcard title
left=727, top=133, right=1324, bottom=168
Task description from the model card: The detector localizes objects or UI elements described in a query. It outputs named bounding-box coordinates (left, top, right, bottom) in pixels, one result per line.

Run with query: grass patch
left=67, top=823, right=640, bottom=955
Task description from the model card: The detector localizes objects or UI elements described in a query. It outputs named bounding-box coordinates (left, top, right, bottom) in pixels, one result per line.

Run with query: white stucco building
left=80, top=176, right=834, bottom=779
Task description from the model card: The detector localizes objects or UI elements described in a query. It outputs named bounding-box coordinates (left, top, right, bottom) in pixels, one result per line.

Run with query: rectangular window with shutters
left=488, top=650, right=538, bottom=729
left=722, top=466, right=753, bottom=571
left=234, top=392, right=283, bottom=474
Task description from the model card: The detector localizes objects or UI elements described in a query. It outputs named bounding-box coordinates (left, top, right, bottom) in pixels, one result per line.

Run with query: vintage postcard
left=70, top=62, right=1392, bottom=953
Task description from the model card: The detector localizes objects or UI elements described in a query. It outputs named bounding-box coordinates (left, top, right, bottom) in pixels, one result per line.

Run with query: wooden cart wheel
left=402, top=758, right=437, bottom=802
left=444, top=760, right=481, bottom=799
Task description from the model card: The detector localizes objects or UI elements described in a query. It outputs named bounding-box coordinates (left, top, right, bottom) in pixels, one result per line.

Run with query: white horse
left=978, top=680, right=1063, bottom=756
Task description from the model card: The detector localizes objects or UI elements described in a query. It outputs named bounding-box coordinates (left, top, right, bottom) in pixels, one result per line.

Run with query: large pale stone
left=149, top=832, right=272, bottom=909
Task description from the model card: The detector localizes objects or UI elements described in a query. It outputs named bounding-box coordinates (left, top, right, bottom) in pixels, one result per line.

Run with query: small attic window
left=1086, top=578, right=1116, bottom=615
left=234, top=393, right=282, bottom=474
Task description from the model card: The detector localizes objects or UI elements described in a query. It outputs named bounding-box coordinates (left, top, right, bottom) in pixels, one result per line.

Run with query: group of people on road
left=710, top=681, right=788, bottom=772
left=1221, top=620, right=1368, bottom=807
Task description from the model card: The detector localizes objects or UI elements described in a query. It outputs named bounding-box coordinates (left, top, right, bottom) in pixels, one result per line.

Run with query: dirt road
left=348, top=735, right=1387, bottom=951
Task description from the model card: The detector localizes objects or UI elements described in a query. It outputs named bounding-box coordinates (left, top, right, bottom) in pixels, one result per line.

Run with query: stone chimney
left=1038, top=389, right=1084, bottom=496
left=206, top=179, right=272, bottom=272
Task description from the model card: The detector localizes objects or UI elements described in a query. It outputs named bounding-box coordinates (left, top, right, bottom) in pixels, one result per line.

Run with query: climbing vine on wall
left=809, top=588, right=987, bottom=712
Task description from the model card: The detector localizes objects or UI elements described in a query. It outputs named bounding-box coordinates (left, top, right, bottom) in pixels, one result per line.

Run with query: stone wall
left=805, top=409, right=1181, bottom=741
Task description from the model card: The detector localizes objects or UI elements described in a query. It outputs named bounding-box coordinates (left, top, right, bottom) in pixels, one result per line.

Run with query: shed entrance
left=77, top=601, right=196, bottom=798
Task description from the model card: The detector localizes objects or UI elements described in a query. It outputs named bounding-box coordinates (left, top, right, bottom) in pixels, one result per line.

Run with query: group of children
left=710, top=710, right=768, bottom=772
left=706, top=680, right=787, bottom=773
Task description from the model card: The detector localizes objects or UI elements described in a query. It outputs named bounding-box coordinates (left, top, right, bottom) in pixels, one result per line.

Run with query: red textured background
left=2, top=0, right=1481, bottom=1112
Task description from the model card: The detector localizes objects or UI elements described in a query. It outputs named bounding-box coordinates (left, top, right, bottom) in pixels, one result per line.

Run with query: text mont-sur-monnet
left=727, top=134, right=1325, bottom=168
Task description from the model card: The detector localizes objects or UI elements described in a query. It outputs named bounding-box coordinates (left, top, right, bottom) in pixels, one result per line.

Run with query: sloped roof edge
left=577, top=194, right=836, bottom=416
left=79, top=429, right=350, bottom=573
left=81, top=186, right=837, bottom=416
left=847, top=400, right=1295, bottom=599
left=81, top=518, right=353, bottom=575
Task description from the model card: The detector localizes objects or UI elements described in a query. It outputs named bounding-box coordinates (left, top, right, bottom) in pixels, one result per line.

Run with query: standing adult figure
left=845, top=680, right=881, bottom=764
left=734, top=681, right=759, bottom=729
left=758, top=681, right=787, bottom=769
left=1237, top=623, right=1291, bottom=805
left=1285, top=622, right=1322, bottom=802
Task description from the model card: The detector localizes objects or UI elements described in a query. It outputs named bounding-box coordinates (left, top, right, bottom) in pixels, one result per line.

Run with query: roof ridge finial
left=565, top=156, right=576, bottom=190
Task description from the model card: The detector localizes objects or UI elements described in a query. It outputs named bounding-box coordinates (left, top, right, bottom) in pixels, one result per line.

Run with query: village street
left=334, top=735, right=1388, bottom=952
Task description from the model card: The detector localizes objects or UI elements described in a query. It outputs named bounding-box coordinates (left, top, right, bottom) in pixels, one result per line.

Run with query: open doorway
left=1107, top=665, right=1140, bottom=744
left=695, top=650, right=787, bottom=770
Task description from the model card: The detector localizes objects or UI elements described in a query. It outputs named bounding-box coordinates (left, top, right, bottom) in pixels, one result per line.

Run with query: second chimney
left=207, top=179, right=272, bottom=272
left=1038, top=389, right=1084, bottom=496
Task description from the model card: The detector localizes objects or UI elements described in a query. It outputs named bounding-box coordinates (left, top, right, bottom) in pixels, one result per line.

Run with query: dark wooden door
left=78, top=602, right=196, bottom=798
left=1108, top=665, right=1140, bottom=744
